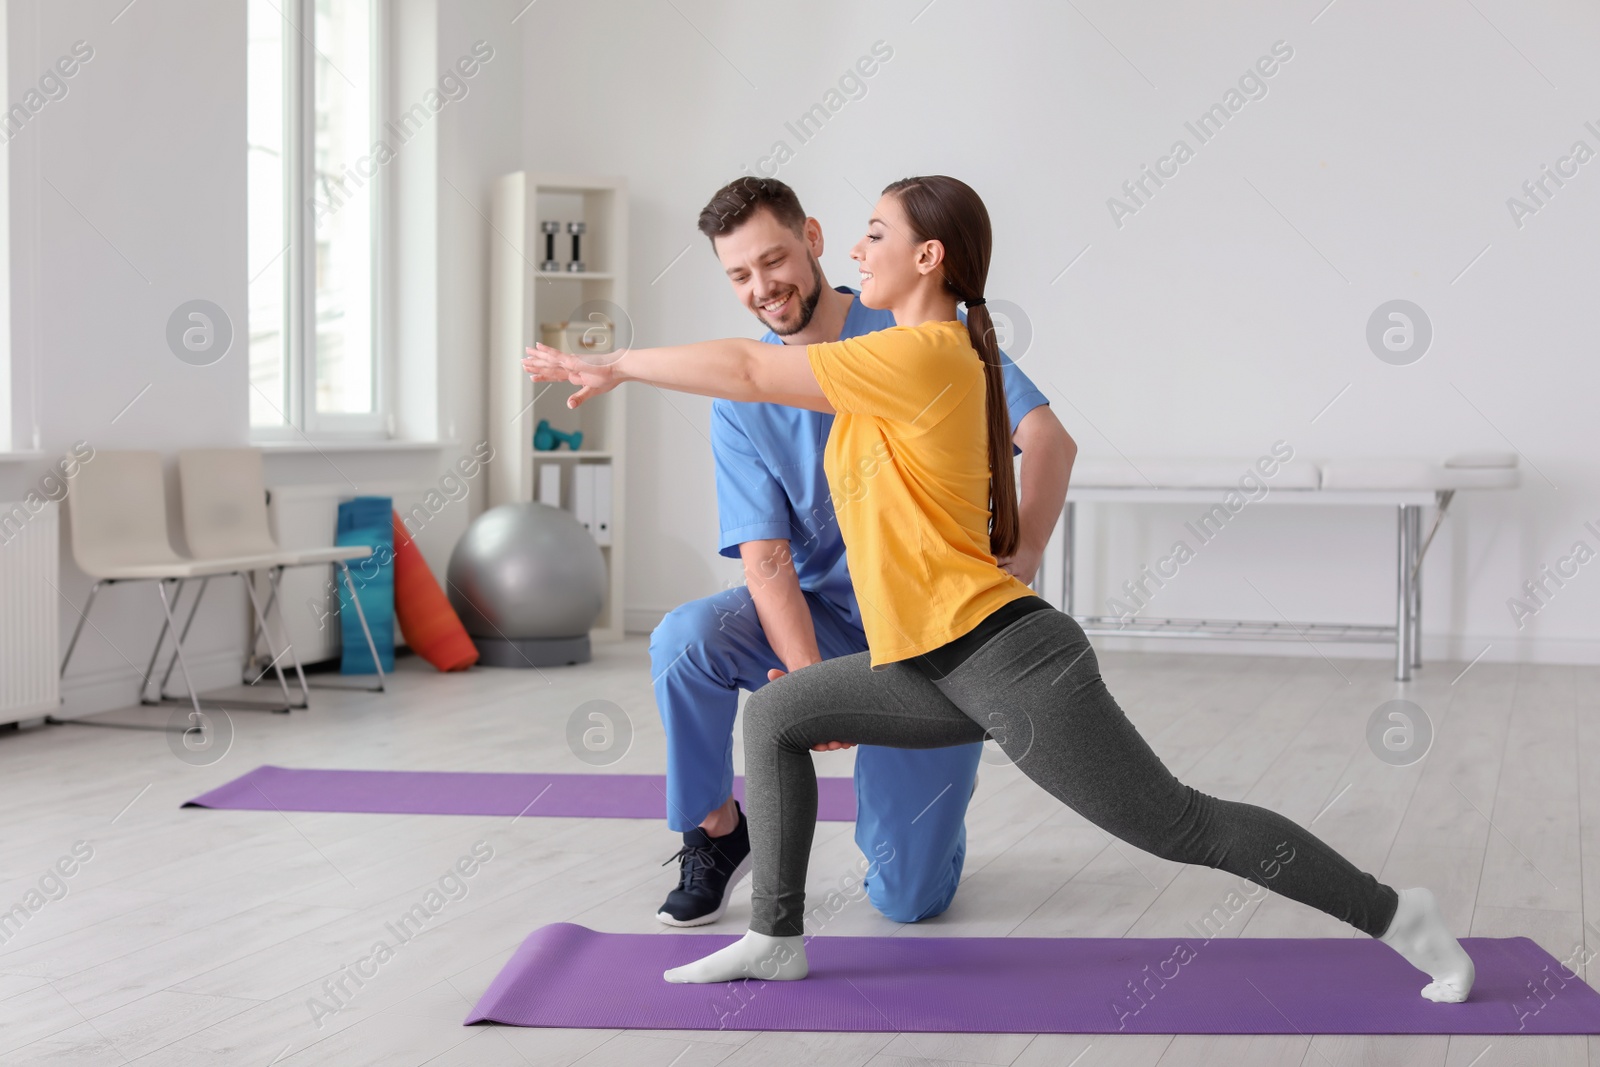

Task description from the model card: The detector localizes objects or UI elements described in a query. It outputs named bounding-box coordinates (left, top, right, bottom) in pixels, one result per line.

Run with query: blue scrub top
left=711, top=286, right=1050, bottom=629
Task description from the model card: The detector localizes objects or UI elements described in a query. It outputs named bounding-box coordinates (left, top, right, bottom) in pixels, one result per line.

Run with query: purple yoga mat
left=182, top=765, right=857, bottom=821
left=464, top=923, right=1600, bottom=1034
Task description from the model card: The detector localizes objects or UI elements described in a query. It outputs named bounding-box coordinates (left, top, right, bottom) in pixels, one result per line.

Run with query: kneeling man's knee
left=868, top=865, right=957, bottom=923
left=650, top=602, right=705, bottom=664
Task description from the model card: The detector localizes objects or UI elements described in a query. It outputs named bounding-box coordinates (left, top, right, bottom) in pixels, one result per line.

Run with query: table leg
left=1063, top=500, right=1076, bottom=617
left=1409, top=504, right=1423, bottom=671
left=1395, top=504, right=1414, bottom=681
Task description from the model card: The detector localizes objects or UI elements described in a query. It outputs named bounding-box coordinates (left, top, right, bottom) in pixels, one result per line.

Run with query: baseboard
left=1086, top=630, right=1600, bottom=668
left=0, top=699, right=57, bottom=727
left=624, top=606, right=668, bottom=636
left=55, top=647, right=248, bottom=721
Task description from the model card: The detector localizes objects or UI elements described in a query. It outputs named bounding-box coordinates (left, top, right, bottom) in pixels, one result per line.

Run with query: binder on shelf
left=593, top=463, right=613, bottom=546
left=537, top=463, right=562, bottom=508
left=572, top=463, right=596, bottom=538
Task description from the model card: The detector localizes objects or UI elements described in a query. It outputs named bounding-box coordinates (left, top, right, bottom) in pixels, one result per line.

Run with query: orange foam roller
left=392, top=510, right=479, bottom=672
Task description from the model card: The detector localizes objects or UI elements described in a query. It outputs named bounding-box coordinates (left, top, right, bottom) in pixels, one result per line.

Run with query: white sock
left=1378, top=887, right=1475, bottom=1003
left=662, top=929, right=809, bottom=984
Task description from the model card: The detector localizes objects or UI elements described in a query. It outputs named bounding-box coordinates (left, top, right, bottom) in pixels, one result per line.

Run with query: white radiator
left=0, top=501, right=60, bottom=723
left=264, top=481, right=459, bottom=665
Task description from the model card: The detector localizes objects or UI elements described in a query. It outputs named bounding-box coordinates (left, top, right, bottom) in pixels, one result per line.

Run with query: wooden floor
left=1, top=638, right=1596, bottom=1065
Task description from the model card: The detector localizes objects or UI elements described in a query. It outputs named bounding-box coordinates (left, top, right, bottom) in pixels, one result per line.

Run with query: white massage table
left=1054, top=453, right=1520, bottom=680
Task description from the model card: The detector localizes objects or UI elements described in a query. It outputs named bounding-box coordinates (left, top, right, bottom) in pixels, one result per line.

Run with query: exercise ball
left=446, top=502, right=606, bottom=667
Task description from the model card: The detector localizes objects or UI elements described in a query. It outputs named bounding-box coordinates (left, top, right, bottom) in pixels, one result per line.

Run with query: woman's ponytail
left=964, top=302, right=1019, bottom=559
left=883, top=175, right=1019, bottom=560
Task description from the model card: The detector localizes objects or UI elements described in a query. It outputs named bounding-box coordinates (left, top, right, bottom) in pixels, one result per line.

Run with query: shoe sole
left=655, top=853, right=753, bottom=928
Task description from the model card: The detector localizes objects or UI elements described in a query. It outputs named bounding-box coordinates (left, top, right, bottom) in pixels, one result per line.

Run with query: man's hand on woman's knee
left=767, top=668, right=856, bottom=752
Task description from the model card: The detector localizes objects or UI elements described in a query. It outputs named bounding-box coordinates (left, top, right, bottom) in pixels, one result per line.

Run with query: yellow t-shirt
left=807, top=320, right=1034, bottom=667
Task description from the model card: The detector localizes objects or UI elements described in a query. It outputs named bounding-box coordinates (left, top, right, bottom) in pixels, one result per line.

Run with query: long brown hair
left=882, top=175, right=1019, bottom=559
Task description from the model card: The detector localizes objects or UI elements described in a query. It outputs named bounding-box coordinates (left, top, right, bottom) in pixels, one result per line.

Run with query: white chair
left=60, top=451, right=296, bottom=718
left=175, top=448, right=385, bottom=706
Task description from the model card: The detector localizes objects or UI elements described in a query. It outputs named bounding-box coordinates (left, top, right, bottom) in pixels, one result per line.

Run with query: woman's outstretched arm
left=522, top=338, right=832, bottom=413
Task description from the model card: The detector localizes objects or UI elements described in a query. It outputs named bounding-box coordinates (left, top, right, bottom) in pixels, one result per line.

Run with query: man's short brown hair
left=697, top=176, right=807, bottom=244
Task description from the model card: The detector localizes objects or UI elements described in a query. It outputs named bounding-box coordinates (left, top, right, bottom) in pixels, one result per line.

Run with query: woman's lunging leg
left=934, top=611, right=1397, bottom=933
left=664, top=652, right=985, bottom=984
left=666, top=608, right=1473, bottom=1001
left=932, top=608, right=1473, bottom=1002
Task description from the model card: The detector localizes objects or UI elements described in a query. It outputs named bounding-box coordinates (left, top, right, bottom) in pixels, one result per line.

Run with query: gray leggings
left=741, top=607, right=1399, bottom=939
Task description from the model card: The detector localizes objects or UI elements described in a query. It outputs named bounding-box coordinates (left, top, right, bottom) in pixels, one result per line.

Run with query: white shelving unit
left=488, top=172, right=628, bottom=641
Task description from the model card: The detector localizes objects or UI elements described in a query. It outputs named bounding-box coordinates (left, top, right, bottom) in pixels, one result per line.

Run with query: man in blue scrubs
left=651, top=177, right=1077, bottom=926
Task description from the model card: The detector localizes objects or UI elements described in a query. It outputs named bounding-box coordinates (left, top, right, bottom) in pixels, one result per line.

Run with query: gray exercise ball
left=446, top=502, right=606, bottom=667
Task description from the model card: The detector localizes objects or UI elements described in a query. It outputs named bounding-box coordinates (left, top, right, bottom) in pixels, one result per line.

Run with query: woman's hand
left=522, top=342, right=621, bottom=409
left=998, top=541, right=1045, bottom=586
left=767, top=668, right=856, bottom=752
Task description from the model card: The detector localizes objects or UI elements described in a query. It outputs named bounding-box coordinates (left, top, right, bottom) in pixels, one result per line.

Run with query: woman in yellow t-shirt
left=523, top=176, right=1475, bottom=1004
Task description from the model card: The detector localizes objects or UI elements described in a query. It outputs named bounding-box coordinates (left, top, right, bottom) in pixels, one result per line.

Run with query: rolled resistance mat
left=464, top=923, right=1600, bottom=1035
left=391, top=509, right=478, bottom=672
left=335, top=496, right=395, bottom=675
left=183, top=766, right=858, bottom=821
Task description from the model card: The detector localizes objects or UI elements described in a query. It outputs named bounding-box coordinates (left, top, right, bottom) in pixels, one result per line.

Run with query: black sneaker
left=656, top=801, right=752, bottom=927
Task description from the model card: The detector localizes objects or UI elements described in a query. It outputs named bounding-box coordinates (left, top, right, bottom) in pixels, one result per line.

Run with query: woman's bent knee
left=744, top=680, right=805, bottom=744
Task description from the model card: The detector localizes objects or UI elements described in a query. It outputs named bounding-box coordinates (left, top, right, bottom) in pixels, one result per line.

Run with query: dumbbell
left=566, top=221, right=586, bottom=272
left=540, top=220, right=562, bottom=272
left=534, top=418, right=584, bottom=452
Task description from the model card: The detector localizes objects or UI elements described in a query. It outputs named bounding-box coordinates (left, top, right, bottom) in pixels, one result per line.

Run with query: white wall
left=0, top=0, right=521, bottom=716
left=516, top=0, right=1600, bottom=665
left=3, top=0, right=1595, bottom=720
left=1, top=0, right=252, bottom=713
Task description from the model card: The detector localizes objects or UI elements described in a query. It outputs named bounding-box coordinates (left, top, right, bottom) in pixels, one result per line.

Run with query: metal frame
left=56, top=571, right=299, bottom=722
left=241, top=560, right=388, bottom=701
left=1060, top=490, right=1456, bottom=682
left=56, top=579, right=210, bottom=721
left=56, top=556, right=388, bottom=723
left=140, top=574, right=299, bottom=713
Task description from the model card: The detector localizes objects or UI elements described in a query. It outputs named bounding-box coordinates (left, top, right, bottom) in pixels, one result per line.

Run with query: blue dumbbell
left=534, top=419, right=584, bottom=452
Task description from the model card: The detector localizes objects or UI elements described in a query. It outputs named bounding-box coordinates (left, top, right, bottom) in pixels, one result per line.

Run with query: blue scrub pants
left=650, top=585, right=981, bottom=923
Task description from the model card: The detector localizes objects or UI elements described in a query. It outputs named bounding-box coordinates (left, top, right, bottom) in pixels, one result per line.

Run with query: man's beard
left=761, top=256, right=826, bottom=337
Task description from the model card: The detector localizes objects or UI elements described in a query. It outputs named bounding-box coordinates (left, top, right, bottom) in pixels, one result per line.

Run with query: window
left=248, top=0, right=387, bottom=438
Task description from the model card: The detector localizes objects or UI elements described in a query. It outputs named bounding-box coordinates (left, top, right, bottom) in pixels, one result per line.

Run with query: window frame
left=252, top=0, right=392, bottom=443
